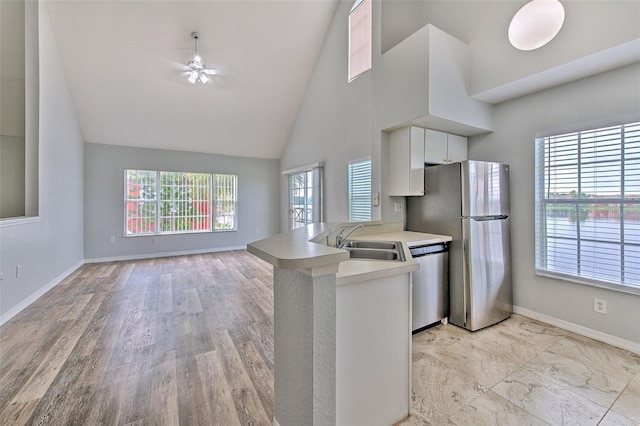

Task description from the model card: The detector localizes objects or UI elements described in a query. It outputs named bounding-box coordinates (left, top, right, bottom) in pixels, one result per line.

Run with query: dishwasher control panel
left=409, top=242, right=448, bottom=258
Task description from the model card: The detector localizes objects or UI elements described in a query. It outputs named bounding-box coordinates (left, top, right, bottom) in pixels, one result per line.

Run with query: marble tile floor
left=400, top=314, right=640, bottom=426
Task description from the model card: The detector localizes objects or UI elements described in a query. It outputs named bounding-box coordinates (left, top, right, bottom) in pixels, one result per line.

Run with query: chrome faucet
left=335, top=224, right=364, bottom=249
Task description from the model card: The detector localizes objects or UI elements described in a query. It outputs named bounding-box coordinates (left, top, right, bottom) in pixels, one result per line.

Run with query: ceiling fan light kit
left=186, top=31, right=215, bottom=84
left=508, top=0, right=565, bottom=51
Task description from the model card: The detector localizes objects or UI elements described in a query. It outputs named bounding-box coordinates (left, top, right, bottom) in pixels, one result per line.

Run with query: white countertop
left=247, top=222, right=452, bottom=284
left=247, top=222, right=349, bottom=271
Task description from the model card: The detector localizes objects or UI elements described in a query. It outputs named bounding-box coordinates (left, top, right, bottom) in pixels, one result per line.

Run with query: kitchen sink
left=342, top=240, right=399, bottom=250
left=344, top=243, right=406, bottom=262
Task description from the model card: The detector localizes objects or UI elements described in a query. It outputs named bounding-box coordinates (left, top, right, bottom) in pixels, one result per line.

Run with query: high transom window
left=534, top=122, right=640, bottom=294
left=348, top=0, right=372, bottom=82
left=125, top=170, right=237, bottom=236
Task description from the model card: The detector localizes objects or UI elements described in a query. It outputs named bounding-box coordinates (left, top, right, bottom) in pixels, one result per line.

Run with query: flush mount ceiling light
left=508, top=0, right=565, bottom=51
left=186, top=31, right=215, bottom=84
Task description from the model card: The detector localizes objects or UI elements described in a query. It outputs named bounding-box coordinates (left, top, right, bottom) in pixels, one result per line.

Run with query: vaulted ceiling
left=45, top=0, right=338, bottom=160
left=45, top=0, right=639, bottom=160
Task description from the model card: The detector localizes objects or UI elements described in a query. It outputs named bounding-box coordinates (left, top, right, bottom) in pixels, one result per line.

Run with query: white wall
left=0, top=0, right=25, bottom=139
left=468, top=63, right=640, bottom=344
left=380, top=1, right=640, bottom=96
left=84, top=143, right=280, bottom=260
left=0, top=0, right=26, bottom=218
left=0, top=136, right=25, bottom=217
left=282, top=1, right=640, bottom=345
left=280, top=1, right=409, bottom=232
left=0, top=3, right=84, bottom=322
left=280, top=1, right=373, bottom=230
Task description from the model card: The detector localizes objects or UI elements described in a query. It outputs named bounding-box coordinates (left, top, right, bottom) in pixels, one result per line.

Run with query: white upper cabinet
left=446, top=134, right=467, bottom=164
left=388, top=126, right=425, bottom=196
left=424, top=129, right=448, bottom=165
left=424, top=129, right=467, bottom=165
left=388, top=126, right=467, bottom=195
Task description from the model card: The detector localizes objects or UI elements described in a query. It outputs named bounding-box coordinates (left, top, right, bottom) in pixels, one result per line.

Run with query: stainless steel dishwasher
left=410, top=242, right=449, bottom=332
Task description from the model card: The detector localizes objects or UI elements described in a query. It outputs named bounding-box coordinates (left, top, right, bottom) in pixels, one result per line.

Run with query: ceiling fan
left=185, top=31, right=215, bottom=84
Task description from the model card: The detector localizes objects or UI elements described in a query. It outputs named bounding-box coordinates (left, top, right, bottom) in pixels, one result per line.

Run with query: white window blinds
left=349, top=159, right=372, bottom=222
left=534, top=122, right=640, bottom=294
left=348, top=0, right=372, bottom=82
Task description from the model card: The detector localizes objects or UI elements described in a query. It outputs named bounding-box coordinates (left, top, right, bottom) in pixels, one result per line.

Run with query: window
left=159, top=172, right=211, bottom=233
left=289, top=170, right=314, bottom=230
left=212, top=174, right=238, bottom=231
left=125, top=170, right=157, bottom=235
left=348, top=0, right=372, bottom=82
left=535, top=122, right=640, bottom=294
left=284, top=163, right=323, bottom=230
left=125, top=170, right=237, bottom=235
left=348, top=159, right=372, bottom=222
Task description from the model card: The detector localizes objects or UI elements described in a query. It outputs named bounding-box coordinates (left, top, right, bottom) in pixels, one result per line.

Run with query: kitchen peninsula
left=247, top=222, right=451, bottom=425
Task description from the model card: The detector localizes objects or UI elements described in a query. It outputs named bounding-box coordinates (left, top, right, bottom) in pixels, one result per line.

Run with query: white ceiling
left=45, top=0, right=640, bottom=160
left=381, top=0, right=640, bottom=104
left=45, top=0, right=338, bottom=160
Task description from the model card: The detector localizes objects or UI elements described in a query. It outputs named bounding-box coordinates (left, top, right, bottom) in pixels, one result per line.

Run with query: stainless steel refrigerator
left=407, top=160, right=512, bottom=331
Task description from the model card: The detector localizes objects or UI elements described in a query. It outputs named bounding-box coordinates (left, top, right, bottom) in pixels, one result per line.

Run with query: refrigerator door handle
left=462, top=215, right=509, bottom=221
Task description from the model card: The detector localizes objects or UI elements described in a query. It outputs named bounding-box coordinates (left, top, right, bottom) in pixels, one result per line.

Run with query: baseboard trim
left=1, top=246, right=248, bottom=325
left=0, top=260, right=84, bottom=326
left=514, top=306, right=640, bottom=355
left=84, top=245, right=247, bottom=264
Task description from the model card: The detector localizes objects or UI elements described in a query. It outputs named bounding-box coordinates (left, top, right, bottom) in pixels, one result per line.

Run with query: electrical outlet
left=372, top=192, right=380, bottom=207
left=109, top=236, right=116, bottom=244
left=594, top=297, right=607, bottom=314
left=394, top=202, right=403, bottom=213
left=16, top=265, right=22, bottom=278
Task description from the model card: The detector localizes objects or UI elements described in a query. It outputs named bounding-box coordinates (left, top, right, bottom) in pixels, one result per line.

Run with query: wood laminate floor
left=2, top=250, right=639, bottom=425
left=0, top=251, right=274, bottom=425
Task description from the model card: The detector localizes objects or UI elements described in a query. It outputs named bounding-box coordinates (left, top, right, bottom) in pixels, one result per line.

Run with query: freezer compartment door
left=461, top=161, right=510, bottom=217
left=462, top=217, right=512, bottom=331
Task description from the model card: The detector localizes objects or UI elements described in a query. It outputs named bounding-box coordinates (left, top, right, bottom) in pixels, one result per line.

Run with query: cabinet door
left=388, top=126, right=424, bottom=196
left=409, top=127, right=425, bottom=195
left=388, top=127, right=410, bottom=196
left=447, top=134, right=467, bottom=163
left=424, top=129, right=448, bottom=165
left=337, top=274, right=410, bottom=425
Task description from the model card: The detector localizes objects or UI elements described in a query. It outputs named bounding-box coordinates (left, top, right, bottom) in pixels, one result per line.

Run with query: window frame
left=348, top=0, right=372, bottom=82
left=211, top=173, right=238, bottom=232
left=288, top=170, right=314, bottom=230
left=534, top=121, right=640, bottom=295
left=348, top=158, right=372, bottom=222
left=283, top=162, right=324, bottom=230
left=124, top=169, right=238, bottom=236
